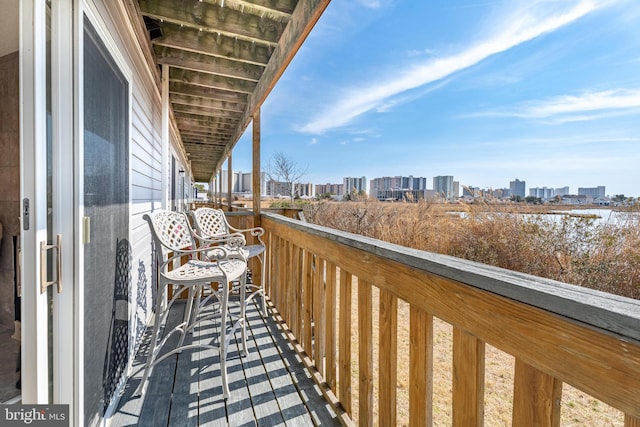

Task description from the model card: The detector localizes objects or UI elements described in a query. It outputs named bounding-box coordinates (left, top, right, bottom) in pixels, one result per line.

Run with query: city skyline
left=227, top=0, right=640, bottom=196
left=220, top=168, right=613, bottom=199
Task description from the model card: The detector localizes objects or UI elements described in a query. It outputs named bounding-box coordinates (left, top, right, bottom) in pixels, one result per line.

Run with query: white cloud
left=300, top=0, right=612, bottom=134
left=310, top=137, right=319, bottom=145
left=471, top=89, right=640, bottom=122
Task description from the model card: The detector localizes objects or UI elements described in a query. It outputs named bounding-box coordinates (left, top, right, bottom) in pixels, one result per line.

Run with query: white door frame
left=52, top=0, right=77, bottom=417
left=20, top=0, right=77, bottom=424
left=22, top=1, right=133, bottom=424
left=20, top=0, right=50, bottom=405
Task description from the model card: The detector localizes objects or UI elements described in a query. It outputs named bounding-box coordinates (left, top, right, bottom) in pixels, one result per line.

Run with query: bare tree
left=266, top=152, right=307, bottom=205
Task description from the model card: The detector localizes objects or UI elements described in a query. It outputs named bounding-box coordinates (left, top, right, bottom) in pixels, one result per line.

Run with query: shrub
left=303, top=201, right=640, bottom=299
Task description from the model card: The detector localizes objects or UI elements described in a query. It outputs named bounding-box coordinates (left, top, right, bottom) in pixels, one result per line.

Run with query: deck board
left=111, top=297, right=341, bottom=426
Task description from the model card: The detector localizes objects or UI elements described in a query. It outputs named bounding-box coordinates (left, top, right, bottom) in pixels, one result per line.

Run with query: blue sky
left=230, top=0, right=640, bottom=197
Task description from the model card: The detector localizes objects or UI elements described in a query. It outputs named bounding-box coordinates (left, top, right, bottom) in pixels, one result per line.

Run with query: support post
left=161, top=65, right=169, bottom=209
left=252, top=109, right=261, bottom=224
left=227, top=155, right=232, bottom=211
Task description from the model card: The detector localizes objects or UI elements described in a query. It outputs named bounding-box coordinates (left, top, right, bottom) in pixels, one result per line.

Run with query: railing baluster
left=292, top=244, right=302, bottom=340
left=313, top=257, right=327, bottom=377
left=452, top=327, right=485, bottom=427
left=272, top=236, right=286, bottom=311
left=410, top=305, right=433, bottom=427
left=303, top=250, right=314, bottom=354
left=626, top=414, right=640, bottom=427
left=339, top=270, right=353, bottom=415
left=379, top=289, right=398, bottom=426
left=325, top=261, right=337, bottom=392
left=264, top=230, right=271, bottom=297
left=512, top=358, right=562, bottom=427
left=314, top=257, right=326, bottom=376
left=359, top=279, right=373, bottom=427
left=282, top=239, right=291, bottom=323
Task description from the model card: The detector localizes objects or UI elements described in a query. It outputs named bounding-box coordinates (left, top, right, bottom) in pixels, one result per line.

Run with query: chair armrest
left=193, top=231, right=247, bottom=249
left=227, top=225, right=265, bottom=239
left=163, top=244, right=232, bottom=265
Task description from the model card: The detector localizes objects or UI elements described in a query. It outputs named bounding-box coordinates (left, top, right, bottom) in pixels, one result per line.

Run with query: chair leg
left=220, top=279, right=230, bottom=399
left=134, top=284, right=167, bottom=396
left=260, top=255, right=267, bottom=317
left=240, top=271, right=247, bottom=357
left=177, top=285, right=196, bottom=349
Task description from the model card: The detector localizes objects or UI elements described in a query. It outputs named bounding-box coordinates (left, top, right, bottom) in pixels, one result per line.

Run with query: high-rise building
left=433, top=176, right=454, bottom=200
left=510, top=179, right=526, bottom=198
left=219, top=170, right=266, bottom=196
left=343, top=176, right=367, bottom=196
left=294, top=183, right=315, bottom=198
left=369, top=175, right=428, bottom=201
left=316, top=183, right=343, bottom=196
left=529, top=187, right=555, bottom=200
left=578, top=186, right=606, bottom=199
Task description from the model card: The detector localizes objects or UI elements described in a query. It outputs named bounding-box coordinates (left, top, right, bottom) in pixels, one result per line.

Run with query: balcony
left=114, top=211, right=640, bottom=426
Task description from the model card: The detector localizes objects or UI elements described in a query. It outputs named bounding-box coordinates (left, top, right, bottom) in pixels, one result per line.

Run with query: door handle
left=40, top=234, right=62, bottom=294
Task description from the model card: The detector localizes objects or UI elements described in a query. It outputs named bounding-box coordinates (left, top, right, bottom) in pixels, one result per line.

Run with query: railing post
left=303, top=251, right=313, bottom=354
left=410, top=305, right=433, bottom=427
left=292, top=244, right=303, bottom=340
left=339, top=271, right=353, bottom=415
left=325, top=262, right=337, bottom=391
left=512, top=359, right=562, bottom=427
left=452, top=327, right=485, bottom=427
left=313, top=257, right=326, bottom=375
left=626, top=414, right=640, bottom=427
left=379, top=289, right=398, bottom=426
left=358, top=279, right=373, bottom=427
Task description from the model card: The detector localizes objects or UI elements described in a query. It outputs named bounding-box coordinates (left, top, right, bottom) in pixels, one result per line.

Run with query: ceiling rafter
left=153, top=23, right=272, bottom=66
left=172, top=104, right=244, bottom=120
left=169, top=82, right=248, bottom=104
left=139, top=0, right=286, bottom=46
left=173, top=111, right=240, bottom=125
left=154, top=45, right=264, bottom=82
left=170, top=93, right=246, bottom=113
left=169, top=67, right=256, bottom=94
left=200, top=0, right=297, bottom=20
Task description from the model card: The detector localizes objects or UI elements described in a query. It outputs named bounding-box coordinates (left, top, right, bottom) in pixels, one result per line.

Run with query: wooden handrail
left=229, top=212, right=640, bottom=425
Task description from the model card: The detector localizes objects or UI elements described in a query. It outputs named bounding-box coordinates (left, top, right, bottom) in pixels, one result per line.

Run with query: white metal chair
left=191, top=208, right=267, bottom=316
left=135, top=209, right=247, bottom=399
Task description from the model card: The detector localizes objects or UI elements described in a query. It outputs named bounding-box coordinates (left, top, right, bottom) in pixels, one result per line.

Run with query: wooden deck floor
left=110, top=297, right=341, bottom=426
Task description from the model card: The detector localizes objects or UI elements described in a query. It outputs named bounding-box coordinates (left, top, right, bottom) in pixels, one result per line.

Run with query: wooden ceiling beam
left=180, top=131, right=233, bottom=141
left=184, top=145, right=227, bottom=153
left=184, top=145, right=228, bottom=153
left=170, top=81, right=248, bottom=104
left=169, top=67, right=256, bottom=94
left=139, top=0, right=286, bottom=45
left=200, top=0, right=297, bottom=20
left=175, top=118, right=237, bottom=131
left=182, top=131, right=231, bottom=140
left=154, top=23, right=272, bottom=66
left=173, top=111, right=239, bottom=125
left=185, top=139, right=231, bottom=149
left=172, top=104, right=243, bottom=120
left=177, top=123, right=236, bottom=136
left=170, top=93, right=245, bottom=113
left=154, top=45, right=264, bottom=82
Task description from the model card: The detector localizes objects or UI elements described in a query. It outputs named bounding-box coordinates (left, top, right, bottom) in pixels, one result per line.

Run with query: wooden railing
left=228, top=212, right=640, bottom=426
